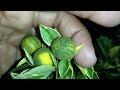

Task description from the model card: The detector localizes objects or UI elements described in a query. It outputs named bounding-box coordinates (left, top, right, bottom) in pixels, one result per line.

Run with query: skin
left=0, top=11, right=120, bottom=77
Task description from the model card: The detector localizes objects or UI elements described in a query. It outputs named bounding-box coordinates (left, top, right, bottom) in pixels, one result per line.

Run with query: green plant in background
left=10, top=24, right=99, bottom=79
left=94, top=36, right=120, bottom=79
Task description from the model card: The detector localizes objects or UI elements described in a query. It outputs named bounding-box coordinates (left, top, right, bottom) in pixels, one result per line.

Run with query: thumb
left=68, top=11, right=120, bottom=27
left=33, top=11, right=97, bottom=68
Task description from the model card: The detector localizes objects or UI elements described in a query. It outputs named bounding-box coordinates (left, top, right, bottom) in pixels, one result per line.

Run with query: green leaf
left=10, top=64, right=30, bottom=73
left=58, top=60, right=70, bottom=78
left=108, top=46, right=120, bottom=59
left=11, top=72, right=52, bottom=79
left=85, top=67, right=94, bottom=79
left=74, top=62, right=95, bottom=79
left=76, top=72, right=88, bottom=79
left=97, top=36, right=112, bottom=58
left=102, top=62, right=115, bottom=69
left=62, top=62, right=74, bottom=79
left=47, top=73, right=53, bottom=79
left=10, top=65, right=55, bottom=79
left=93, top=71, right=99, bottom=79
left=20, top=69, right=30, bottom=74
left=69, top=62, right=74, bottom=78
left=116, top=64, right=120, bottom=68
left=49, top=52, right=57, bottom=68
left=16, top=58, right=27, bottom=67
left=74, top=62, right=86, bottom=76
left=61, top=69, right=72, bottom=79
left=10, top=72, right=19, bottom=79
left=23, top=48, right=34, bottom=66
left=75, top=44, right=83, bottom=55
left=39, top=24, right=61, bottom=46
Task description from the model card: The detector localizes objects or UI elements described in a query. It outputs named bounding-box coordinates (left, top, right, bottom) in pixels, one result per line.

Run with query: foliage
left=94, top=36, right=120, bottom=79
left=9, top=24, right=99, bottom=79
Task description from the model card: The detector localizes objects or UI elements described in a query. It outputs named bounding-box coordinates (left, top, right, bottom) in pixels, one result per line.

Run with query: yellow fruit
left=33, top=48, right=53, bottom=66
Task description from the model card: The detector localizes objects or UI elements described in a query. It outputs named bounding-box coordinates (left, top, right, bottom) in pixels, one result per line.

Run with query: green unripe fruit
left=21, top=35, right=42, bottom=54
left=51, top=37, right=76, bottom=61
left=33, top=48, right=53, bottom=66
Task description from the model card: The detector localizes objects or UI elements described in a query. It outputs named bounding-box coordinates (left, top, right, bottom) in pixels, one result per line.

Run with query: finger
left=33, top=11, right=97, bottom=68
left=0, top=42, right=17, bottom=75
left=0, top=11, right=35, bottom=77
left=0, top=25, right=17, bottom=76
left=68, top=11, right=120, bottom=27
left=1, top=11, right=34, bottom=31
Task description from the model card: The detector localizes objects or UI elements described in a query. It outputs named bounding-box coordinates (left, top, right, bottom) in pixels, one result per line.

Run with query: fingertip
left=74, top=50, right=97, bottom=68
left=72, top=30, right=97, bottom=68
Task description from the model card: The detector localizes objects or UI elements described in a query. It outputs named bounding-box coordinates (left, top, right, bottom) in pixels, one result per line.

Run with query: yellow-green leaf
left=75, top=44, right=83, bottom=55
left=39, top=24, right=61, bottom=46
left=10, top=65, right=55, bottom=79
left=58, top=60, right=70, bottom=78
left=16, top=58, right=27, bottom=67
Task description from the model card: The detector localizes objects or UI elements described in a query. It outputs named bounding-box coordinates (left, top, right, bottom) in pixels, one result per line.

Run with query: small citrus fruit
left=21, top=35, right=42, bottom=54
left=33, top=48, right=53, bottom=66
left=51, top=37, right=76, bottom=61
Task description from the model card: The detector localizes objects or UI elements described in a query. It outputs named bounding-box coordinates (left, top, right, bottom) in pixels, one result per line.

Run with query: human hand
left=0, top=11, right=35, bottom=77
left=0, top=11, right=120, bottom=77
